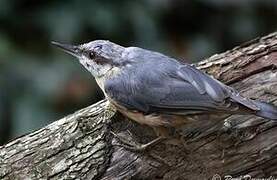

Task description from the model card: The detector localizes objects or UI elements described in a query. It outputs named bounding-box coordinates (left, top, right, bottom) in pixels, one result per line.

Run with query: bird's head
left=52, top=40, right=126, bottom=77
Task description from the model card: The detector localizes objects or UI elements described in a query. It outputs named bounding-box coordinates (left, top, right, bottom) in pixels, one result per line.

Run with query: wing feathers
left=177, top=64, right=230, bottom=102
left=104, top=51, right=250, bottom=116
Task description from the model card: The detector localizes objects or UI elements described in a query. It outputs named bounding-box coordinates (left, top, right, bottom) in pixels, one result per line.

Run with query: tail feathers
left=253, top=101, right=277, bottom=120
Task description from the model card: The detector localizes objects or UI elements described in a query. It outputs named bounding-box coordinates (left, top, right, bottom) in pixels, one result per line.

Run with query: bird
left=52, top=40, right=277, bottom=151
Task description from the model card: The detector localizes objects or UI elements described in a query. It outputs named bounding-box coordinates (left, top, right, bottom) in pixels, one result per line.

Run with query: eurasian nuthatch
left=52, top=40, right=277, bottom=150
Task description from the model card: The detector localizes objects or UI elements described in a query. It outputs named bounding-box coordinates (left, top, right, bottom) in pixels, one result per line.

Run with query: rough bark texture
left=1, top=32, right=277, bottom=180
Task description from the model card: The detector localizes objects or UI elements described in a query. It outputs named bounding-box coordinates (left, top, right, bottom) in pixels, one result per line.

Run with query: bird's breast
left=95, top=66, right=122, bottom=94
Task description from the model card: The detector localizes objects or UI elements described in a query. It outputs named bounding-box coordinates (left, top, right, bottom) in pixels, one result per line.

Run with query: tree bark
left=1, top=32, right=277, bottom=180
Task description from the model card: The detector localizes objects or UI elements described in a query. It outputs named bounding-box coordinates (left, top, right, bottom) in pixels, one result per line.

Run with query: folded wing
left=106, top=58, right=250, bottom=115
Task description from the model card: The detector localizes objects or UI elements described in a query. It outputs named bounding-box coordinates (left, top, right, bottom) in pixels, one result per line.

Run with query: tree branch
left=1, top=32, right=277, bottom=180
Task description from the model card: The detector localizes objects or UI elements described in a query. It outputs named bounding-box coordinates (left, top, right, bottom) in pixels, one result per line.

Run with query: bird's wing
left=104, top=59, right=243, bottom=116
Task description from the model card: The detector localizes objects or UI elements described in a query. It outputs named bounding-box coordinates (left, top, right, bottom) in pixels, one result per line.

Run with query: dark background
left=0, top=0, right=276, bottom=145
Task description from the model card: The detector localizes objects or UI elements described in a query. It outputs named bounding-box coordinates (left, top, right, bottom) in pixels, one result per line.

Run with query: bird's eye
left=88, top=52, right=96, bottom=59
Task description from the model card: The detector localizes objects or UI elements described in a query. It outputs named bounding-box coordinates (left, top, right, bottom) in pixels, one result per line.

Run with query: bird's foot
left=111, top=131, right=165, bottom=152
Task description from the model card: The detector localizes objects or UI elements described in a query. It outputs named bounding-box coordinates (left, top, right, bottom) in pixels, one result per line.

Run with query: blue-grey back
left=104, top=47, right=239, bottom=115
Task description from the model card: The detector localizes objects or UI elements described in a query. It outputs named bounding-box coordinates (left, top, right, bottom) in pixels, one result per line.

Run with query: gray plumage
left=52, top=40, right=277, bottom=124
left=105, top=47, right=276, bottom=118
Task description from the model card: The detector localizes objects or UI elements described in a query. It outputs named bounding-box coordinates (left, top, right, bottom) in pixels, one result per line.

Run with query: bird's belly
left=120, top=110, right=167, bottom=126
left=110, top=103, right=185, bottom=127
left=107, top=98, right=188, bottom=127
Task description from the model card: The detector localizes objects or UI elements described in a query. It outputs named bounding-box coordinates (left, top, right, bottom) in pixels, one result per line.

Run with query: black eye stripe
left=94, top=57, right=106, bottom=65
left=85, top=45, right=116, bottom=66
left=88, top=52, right=96, bottom=59
left=86, top=45, right=103, bottom=59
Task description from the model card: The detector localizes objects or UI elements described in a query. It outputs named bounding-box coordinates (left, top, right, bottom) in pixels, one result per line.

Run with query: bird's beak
left=51, top=41, right=81, bottom=58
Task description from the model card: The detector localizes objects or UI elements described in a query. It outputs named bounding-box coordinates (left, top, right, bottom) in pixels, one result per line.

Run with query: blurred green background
left=0, top=0, right=276, bottom=145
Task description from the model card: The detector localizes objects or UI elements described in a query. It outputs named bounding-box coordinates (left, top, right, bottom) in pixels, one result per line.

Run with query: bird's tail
left=231, top=94, right=277, bottom=120
left=252, top=100, right=277, bottom=120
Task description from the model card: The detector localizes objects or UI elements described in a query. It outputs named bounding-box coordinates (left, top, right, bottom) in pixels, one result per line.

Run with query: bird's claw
left=111, top=131, right=165, bottom=152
